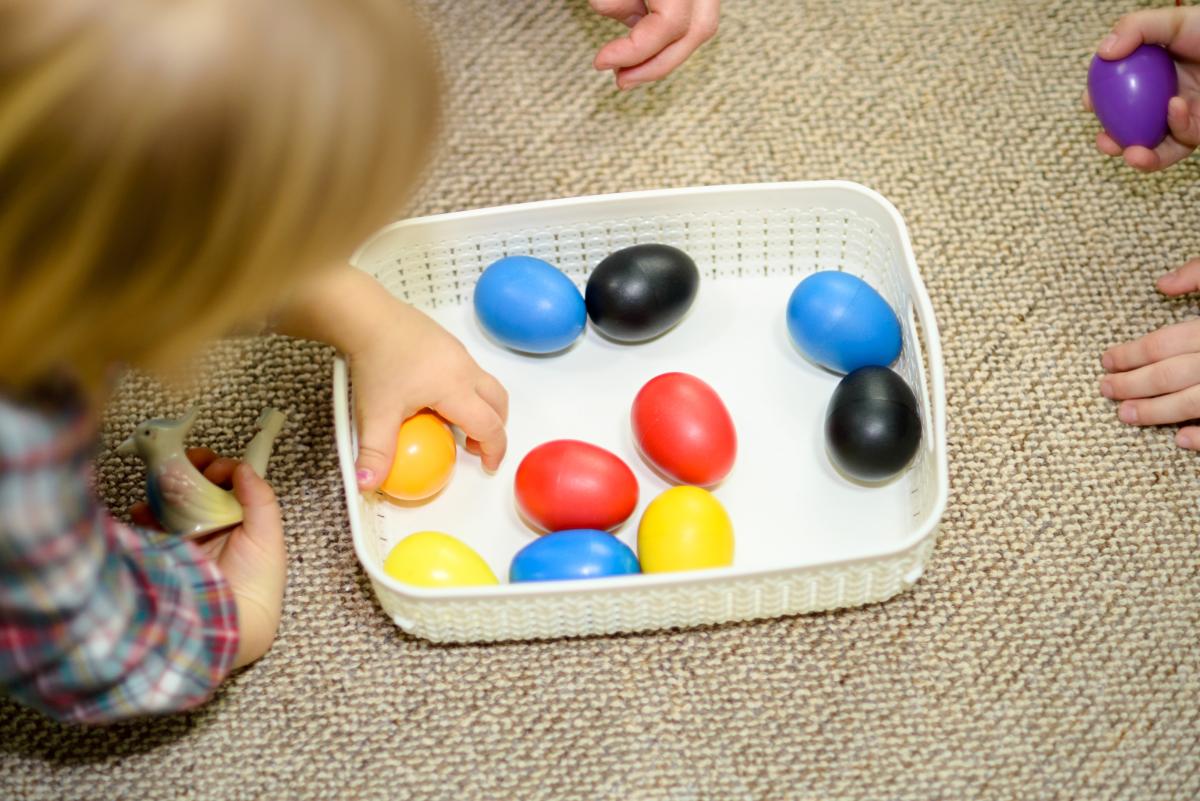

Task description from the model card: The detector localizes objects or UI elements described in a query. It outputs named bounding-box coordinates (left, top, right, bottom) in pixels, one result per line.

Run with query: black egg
left=825, top=367, right=922, bottom=482
left=585, top=244, right=700, bottom=342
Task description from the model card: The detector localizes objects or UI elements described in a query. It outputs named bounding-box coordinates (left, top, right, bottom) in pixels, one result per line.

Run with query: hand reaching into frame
left=590, top=0, right=719, bottom=90
left=1083, top=7, right=1200, bottom=172
left=1100, top=259, right=1200, bottom=450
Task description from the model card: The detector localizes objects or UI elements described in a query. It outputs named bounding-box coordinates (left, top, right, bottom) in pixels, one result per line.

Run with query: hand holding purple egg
left=1084, top=10, right=1200, bottom=171
left=1088, top=44, right=1178, bottom=149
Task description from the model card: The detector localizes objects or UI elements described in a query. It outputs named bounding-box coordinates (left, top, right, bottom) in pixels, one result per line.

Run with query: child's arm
left=0, top=399, right=283, bottom=722
left=274, top=268, right=508, bottom=492
left=590, top=0, right=719, bottom=90
left=1084, top=7, right=1200, bottom=172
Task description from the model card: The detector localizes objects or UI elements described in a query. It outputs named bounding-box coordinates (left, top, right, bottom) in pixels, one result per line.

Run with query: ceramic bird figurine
left=117, top=407, right=286, bottom=538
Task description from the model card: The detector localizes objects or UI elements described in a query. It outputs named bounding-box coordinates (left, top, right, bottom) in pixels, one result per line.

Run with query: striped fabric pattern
left=0, top=389, right=238, bottom=723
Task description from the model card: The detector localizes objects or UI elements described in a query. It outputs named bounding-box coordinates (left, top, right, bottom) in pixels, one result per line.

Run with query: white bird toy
left=117, top=408, right=286, bottom=538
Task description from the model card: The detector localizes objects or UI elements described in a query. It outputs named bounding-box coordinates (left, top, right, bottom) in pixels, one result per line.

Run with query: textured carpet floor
left=3, top=1, right=1200, bottom=799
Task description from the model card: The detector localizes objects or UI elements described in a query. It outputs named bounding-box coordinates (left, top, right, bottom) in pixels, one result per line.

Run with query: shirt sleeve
left=0, top=396, right=239, bottom=724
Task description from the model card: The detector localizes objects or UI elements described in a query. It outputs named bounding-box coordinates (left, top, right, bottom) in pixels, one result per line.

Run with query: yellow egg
left=382, top=531, right=499, bottom=588
left=380, top=411, right=456, bottom=501
left=637, top=486, right=734, bottom=573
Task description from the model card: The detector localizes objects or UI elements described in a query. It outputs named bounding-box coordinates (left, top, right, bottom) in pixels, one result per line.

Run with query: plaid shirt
left=0, top=388, right=238, bottom=723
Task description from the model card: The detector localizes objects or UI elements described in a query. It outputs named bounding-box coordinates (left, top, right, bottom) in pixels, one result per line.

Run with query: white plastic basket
left=333, top=182, right=948, bottom=643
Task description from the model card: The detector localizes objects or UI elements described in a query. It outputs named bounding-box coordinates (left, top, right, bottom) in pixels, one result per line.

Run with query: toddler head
left=0, top=0, right=438, bottom=394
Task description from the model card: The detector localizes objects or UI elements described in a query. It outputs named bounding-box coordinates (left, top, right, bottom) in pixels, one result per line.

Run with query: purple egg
left=1087, top=44, right=1178, bottom=148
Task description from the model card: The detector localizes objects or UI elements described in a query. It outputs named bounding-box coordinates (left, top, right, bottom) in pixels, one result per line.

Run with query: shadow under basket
left=333, top=181, right=949, bottom=644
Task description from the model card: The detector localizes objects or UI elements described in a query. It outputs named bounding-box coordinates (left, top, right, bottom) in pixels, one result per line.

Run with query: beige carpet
left=4, top=1, right=1200, bottom=798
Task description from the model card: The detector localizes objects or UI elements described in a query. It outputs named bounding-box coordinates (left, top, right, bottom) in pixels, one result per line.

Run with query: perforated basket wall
left=334, top=182, right=948, bottom=643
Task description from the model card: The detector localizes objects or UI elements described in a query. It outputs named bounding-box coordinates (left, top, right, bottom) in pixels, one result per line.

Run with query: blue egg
left=509, top=529, right=641, bottom=583
left=473, top=256, right=586, bottom=354
left=786, top=271, right=902, bottom=373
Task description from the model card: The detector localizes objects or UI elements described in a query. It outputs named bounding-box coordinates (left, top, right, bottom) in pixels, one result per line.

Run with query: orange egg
left=380, top=411, right=456, bottom=501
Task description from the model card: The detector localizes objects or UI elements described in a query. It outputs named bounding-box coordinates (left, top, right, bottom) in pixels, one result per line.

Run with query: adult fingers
left=1096, top=131, right=1123, bottom=157
left=590, top=0, right=646, bottom=24
left=1122, top=136, right=1195, bottom=172
left=594, top=0, right=691, bottom=70
left=616, top=33, right=697, bottom=88
left=615, top=0, right=717, bottom=87
left=1156, top=258, right=1200, bottom=296
left=1100, top=8, right=1189, bottom=60
left=1166, top=95, right=1200, bottom=147
left=435, top=394, right=507, bottom=471
left=1175, top=424, right=1200, bottom=450
left=1101, top=319, right=1200, bottom=372
left=1116, top=384, right=1200, bottom=426
left=1100, top=352, right=1200, bottom=400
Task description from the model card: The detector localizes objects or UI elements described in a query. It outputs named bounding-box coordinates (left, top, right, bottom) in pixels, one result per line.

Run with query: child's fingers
left=1081, top=89, right=1093, bottom=112
left=594, top=1, right=691, bottom=71
left=1100, top=352, right=1200, bottom=400
left=185, top=447, right=220, bottom=471
left=353, top=398, right=412, bottom=493
left=129, top=501, right=160, bottom=530
left=1175, top=425, right=1200, bottom=450
left=1156, top=258, right=1200, bottom=296
left=225, top=463, right=286, bottom=669
left=1116, top=384, right=1200, bottom=426
left=435, top=394, right=507, bottom=471
left=230, top=464, right=283, bottom=543
left=1101, top=8, right=1189, bottom=60
left=202, top=457, right=239, bottom=489
left=475, top=372, right=509, bottom=424
left=1101, top=319, right=1200, bottom=372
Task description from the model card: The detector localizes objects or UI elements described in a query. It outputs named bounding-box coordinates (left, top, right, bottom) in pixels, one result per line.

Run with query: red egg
left=514, top=440, right=639, bottom=533
left=631, top=372, right=737, bottom=486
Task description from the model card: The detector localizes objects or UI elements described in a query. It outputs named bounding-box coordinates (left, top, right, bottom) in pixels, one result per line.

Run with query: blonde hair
left=0, top=0, right=438, bottom=394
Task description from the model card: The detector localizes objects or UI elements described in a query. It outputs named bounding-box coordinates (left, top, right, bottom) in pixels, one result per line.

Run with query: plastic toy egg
left=631, top=372, right=737, bottom=486
left=473, top=255, right=586, bottom=354
left=825, top=366, right=922, bottom=482
left=585, top=244, right=700, bottom=342
left=382, top=531, right=498, bottom=588
left=514, top=440, right=639, bottom=533
left=637, top=486, right=733, bottom=573
left=509, top=529, right=640, bottom=583
left=786, top=271, right=902, bottom=374
left=1088, top=44, right=1178, bottom=148
left=380, top=411, right=457, bottom=501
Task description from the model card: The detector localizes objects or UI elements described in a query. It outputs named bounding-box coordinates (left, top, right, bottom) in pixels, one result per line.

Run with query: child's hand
left=273, top=268, right=509, bottom=491
left=131, top=450, right=285, bottom=669
left=590, top=0, right=719, bottom=90
left=346, top=300, right=508, bottom=490
left=1083, top=7, right=1200, bottom=172
left=1100, top=259, right=1200, bottom=450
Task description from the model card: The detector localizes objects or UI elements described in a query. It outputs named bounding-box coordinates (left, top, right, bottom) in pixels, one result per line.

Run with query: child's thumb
left=354, top=415, right=399, bottom=493
left=232, top=462, right=283, bottom=544
left=226, top=462, right=285, bottom=669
